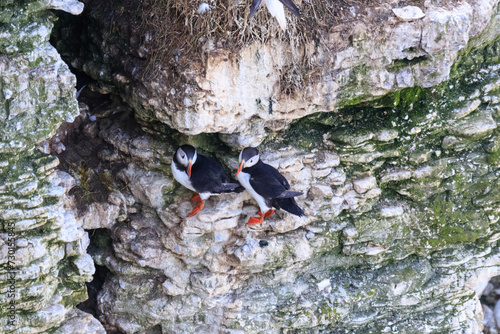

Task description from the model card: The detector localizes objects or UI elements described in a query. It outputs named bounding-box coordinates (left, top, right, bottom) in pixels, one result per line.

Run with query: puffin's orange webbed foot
left=247, top=209, right=275, bottom=225
left=191, top=193, right=202, bottom=203
left=247, top=215, right=264, bottom=225
left=188, top=200, right=205, bottom=217
left=263, top=209, right=275, bottom=219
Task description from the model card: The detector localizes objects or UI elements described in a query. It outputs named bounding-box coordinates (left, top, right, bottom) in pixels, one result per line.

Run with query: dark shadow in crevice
left=391, top=54, right=429, bottom=68
left=76, top=228, right=126, bottom=334
left=480, top=275, right=500, bottom=334
left=76, top=263, right=109, bottom=318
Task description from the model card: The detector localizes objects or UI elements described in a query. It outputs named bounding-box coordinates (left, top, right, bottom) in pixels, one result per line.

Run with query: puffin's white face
left=176, top=148, right=197, bottom=166
left=237, top=148, right=260, bottom=176
left=176, top=147, right=189, bottom=166
left=176, top=146, right=197, bottom=177
left=242, top=153, right=259, bottom=168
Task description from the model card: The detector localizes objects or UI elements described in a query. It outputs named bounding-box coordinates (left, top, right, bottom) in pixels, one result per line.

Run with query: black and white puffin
left=236, top=147, right=304, bottom=225
left=249, top=0, right=301, bottom=31
left=172, top=145, right=243, bottom=217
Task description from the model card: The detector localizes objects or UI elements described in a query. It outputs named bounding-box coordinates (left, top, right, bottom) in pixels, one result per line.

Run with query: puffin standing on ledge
left=172, top=145, right=243, bottom=217
left=249, top=0, right=301, bottom=31
left=236, top=147, right=304, bottom=225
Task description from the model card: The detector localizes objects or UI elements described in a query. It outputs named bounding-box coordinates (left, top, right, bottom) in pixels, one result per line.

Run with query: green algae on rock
left=0, top=0, right=103, bottom=333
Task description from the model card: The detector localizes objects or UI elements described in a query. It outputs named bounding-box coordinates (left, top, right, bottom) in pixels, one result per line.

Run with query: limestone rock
left=450, top=110, right=497, bottom=137
left=79, top=202, right=120, bottom=229
left=53, top=309, right=106, bottom=334
left=392, top=6, right=426, bottom=22
left=483, top=304, right=497, bottom=333
left=60, top=0, right=500, bottom=145
left=380, top=169, right=412, bottom=183
left=48, top=0, right=85, bottom=15
left=118, top=164, right=173, bottom=209
left=352, top=176, right=378, bottom=194
left=0, top=0, right=101, bottom=333
left=73, top=254, right=96, bottom=280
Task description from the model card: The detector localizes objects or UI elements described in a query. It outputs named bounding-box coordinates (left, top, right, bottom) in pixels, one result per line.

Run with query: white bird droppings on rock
left=317, top=279, right=331, bottom=291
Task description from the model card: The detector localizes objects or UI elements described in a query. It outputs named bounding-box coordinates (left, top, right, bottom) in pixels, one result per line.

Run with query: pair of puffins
left=171, top=145, right=304, bottom=225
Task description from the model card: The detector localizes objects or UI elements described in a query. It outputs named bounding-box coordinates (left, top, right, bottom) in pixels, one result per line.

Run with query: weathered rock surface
left=50, top=12, right=500, bottom=331
left=62, top=0, right=499, bottom=148
left=0, top=0, right=104, bottom=333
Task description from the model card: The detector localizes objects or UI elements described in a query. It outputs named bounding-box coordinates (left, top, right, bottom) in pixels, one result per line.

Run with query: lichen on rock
left=0, top=0, right=104, bottom=333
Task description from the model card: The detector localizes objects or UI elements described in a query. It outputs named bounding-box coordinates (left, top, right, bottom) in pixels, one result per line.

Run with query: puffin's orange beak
left=187, top=160, right=192, bottom=178
left=236, top=161, right=244, bottom=176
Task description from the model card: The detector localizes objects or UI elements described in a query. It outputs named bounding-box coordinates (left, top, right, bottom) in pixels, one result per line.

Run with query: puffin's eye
left=181, top=155, right=185, bottom=159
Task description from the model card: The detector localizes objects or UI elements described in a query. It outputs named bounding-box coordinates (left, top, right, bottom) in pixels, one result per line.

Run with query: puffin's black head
left=175, top=145, right=198, bottom=177
left=236, top=147, right=260, bottom=176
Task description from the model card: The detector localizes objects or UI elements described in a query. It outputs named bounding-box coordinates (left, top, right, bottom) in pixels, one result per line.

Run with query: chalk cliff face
left=3, top=0, right=500, bottom=333
left=0, top=0, right=104, bottom=333
left=61, top=0, right=499, bottom=148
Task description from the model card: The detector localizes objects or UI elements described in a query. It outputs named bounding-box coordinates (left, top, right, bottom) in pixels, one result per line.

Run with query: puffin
left=171, top=145, right=244, bottom=217
left=236, top=147, right=304, bottom=225
left=249, top=0, right=301, bottom=31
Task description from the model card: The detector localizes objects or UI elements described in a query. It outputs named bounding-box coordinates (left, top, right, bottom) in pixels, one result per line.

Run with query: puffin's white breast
left=171, top=160, right=196, bottom=192
left=237, top=171, right=272, bottom=213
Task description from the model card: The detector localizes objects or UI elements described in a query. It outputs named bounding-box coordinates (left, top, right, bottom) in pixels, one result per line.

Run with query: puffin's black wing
left=214, top=182, right=244, bottom=193
left=191, top=154, right=243, bottom=194
left=250, top=175, right=289, bottom=199
left=260, top=162, right=291, bottom=190
left=273, top=197, right=304, bottom=216
left=280, top=0, right=301, bottom=18
left=249, top=0, right=263, bottom=19
left=249, top=172, right=302, bottom=199
left=247, top=161, right=301, bottom=199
